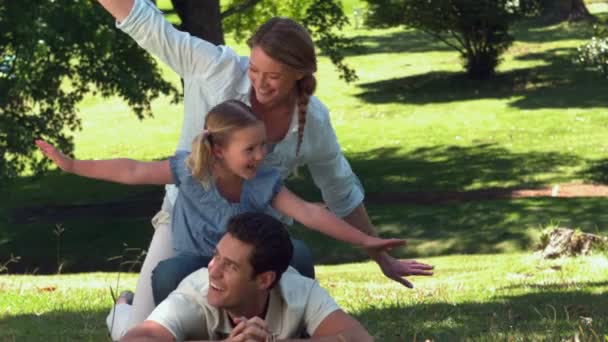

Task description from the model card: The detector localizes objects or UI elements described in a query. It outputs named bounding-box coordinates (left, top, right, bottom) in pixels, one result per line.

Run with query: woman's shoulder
left=305, top=96, right=331, bottom=125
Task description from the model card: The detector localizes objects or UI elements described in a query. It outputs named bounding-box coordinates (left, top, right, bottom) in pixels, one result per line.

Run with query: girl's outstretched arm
left=272, top=187, right=406, bottom=251
left=36, top=140, right=172, bottom=185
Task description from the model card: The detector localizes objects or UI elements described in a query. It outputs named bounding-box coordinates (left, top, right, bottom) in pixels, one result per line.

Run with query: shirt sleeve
left=305, top=99, right=365, bottom=218
left=116, top=0, right=240, bottom=80
left=246, top=167, right=284, bottom=210
left=168, top=151, right=192, bottom=187
left=303, top=281, right=341, bottom=336
left=147, top=292, right=207, bottom=341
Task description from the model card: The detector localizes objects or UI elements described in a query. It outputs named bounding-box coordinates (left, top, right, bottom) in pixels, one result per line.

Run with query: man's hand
left=373, top=252, right=434, bottom=288
left=225, top=317, right=272, bottom=342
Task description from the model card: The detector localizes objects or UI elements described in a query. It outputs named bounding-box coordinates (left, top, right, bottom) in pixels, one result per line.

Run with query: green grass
left=2, top=0, right=608, bottom=339
left=1, top=252, right=607, bottom=341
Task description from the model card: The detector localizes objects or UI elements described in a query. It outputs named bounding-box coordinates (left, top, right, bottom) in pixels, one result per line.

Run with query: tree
left=0, top=1, right=179, bottom=183
left=170, top=0, right=356, bottom=81
left=364, top=0, right=519, bottom=79
left=539, top=0, right=594, bottom=23
left=0, top=0, right=355, bottom=183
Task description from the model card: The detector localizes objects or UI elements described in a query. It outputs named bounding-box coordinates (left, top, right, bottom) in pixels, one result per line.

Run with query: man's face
left=206, top=234, right=260, bottom=310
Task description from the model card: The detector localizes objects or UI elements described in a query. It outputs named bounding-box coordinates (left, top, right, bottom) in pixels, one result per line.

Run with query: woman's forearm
left=342, top=203, right=378, bottom=236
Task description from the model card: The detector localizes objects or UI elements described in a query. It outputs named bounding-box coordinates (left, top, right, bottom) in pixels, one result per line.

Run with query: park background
left=1, top=0, right=608, bottom=340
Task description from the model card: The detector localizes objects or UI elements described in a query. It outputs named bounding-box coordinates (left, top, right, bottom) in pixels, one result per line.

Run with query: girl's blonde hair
left=247, top=17, right=317, bottom=156
left=186, top=100, right=261, bottom=187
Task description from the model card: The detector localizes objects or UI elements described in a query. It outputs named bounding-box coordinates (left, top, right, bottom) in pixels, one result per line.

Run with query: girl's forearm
left=69, top=158, right=171, bottom=185
left=70, top=158, right=141, bottom=184
left=299, top=203, right=371, bottom=246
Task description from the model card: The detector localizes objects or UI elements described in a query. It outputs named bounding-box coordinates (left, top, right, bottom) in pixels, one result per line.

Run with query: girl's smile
left=214, top=123, right=267, bottom=181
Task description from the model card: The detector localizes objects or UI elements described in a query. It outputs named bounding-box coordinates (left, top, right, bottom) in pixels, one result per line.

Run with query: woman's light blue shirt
left=117, top=0, right=364, bottom=218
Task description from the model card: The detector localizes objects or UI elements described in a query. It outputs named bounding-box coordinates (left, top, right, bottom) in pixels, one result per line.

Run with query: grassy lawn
left=1, top=253, right=607, bottom=341
left=2, top=0, right=608, bottom=339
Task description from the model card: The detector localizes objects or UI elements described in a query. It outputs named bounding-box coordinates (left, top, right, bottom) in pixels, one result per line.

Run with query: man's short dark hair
left=226, top=212, right=293, bottom=288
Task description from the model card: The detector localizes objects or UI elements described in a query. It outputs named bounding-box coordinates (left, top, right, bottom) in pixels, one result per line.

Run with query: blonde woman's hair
left=247, top=17, right=317, bottom=156
left=186, top=100, right=261, bottom=187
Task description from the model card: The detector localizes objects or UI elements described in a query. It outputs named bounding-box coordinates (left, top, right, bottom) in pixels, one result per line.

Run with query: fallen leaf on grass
left=37, top=285, right=57, bottom=292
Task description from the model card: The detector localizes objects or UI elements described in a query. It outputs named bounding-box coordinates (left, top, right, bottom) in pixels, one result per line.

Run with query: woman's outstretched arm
left=97, top=0, right=135, bottom=22
left=36, top=140, right=172, bottom=185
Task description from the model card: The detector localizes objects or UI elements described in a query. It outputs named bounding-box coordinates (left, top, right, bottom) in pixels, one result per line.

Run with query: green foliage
left=0, top=0, right=179, bottom=183
left=577, top=25, right=608, bottom=77
left=221, top=0, right=357, bottom=82
left=363, top=0, right=519, bottom=79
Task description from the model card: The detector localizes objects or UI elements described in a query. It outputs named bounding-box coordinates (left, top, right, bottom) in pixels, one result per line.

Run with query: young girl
left=36, top=99, right=405, bottom=282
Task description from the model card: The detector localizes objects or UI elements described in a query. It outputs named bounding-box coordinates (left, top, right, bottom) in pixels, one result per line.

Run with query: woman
left=95, top=0, right=433, bottom=339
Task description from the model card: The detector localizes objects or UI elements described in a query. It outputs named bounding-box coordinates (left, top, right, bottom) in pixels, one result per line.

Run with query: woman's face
left=248, top=46, right=302, bottom=107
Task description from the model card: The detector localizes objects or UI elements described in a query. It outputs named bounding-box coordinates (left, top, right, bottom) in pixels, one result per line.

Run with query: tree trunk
left=541, top=0, right=594, bottom=23
left=170, top=0, right=224, bottom=45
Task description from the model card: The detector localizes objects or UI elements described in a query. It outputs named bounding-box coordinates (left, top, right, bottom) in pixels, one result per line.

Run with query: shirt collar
left=215, top=287, right=283, bottom=337
left=236, top=57, right=252, bottom=101
left=264, top=286, right=284, bottom=336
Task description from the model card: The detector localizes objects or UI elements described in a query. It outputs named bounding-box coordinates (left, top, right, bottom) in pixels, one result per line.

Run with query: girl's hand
left=35, top=140, right=73, bottom=172
left=362, top=237, right=406, bottom=252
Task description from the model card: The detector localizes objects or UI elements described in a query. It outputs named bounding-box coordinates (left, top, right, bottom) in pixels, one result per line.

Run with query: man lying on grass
left=121, top=212, right=373, bottom=342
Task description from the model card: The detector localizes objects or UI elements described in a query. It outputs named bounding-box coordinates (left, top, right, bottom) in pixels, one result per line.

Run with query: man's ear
left=256, top=271, right=277, bottom=291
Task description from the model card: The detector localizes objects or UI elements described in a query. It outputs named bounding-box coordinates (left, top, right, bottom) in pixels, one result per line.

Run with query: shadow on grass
left=0, top=309, right=109, bottom=341
left=288, top=145, right=582, bottom=195
left=354, top=290, right=608, bottom=341
left=511, top=18, right=597, bottom=43
left=292, top=197, right=608, bottom=265
left=4, top=144, right=608, bottom=272
left=578, top=158, right=608, bottom=184
left=340, top=29, right=454, bottom=56
left=339, top=16, right=602, bottom=58
left=355, top=47, right=608, bottom=110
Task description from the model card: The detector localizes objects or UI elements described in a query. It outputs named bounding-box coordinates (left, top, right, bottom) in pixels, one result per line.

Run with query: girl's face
left=215, top=123, right=267, bottom=180
left=248, top=46, right=303, bottom=107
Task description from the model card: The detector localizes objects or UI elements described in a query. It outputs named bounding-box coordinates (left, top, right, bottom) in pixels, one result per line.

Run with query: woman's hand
left=35, top=140, right=74, bottom=172
left=361, top=236, right=406, bottom=252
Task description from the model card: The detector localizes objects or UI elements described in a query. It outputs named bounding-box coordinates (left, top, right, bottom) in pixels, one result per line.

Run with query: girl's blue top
left=169, top=151, right=283, bottom=256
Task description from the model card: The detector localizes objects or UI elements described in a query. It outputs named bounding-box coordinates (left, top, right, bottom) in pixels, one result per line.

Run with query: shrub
left=364, top=0, right=519, bottom=79
left=577, top=27, right=608, bottom=78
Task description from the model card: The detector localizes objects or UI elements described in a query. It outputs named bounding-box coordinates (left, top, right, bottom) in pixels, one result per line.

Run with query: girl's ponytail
left=186, top=130, right=214, bottom=188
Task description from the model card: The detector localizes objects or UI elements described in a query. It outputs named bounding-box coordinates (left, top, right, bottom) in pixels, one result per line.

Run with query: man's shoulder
left=276, top=267, right=330, bottom=306
left=175, top=267, right=211, bottom=301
